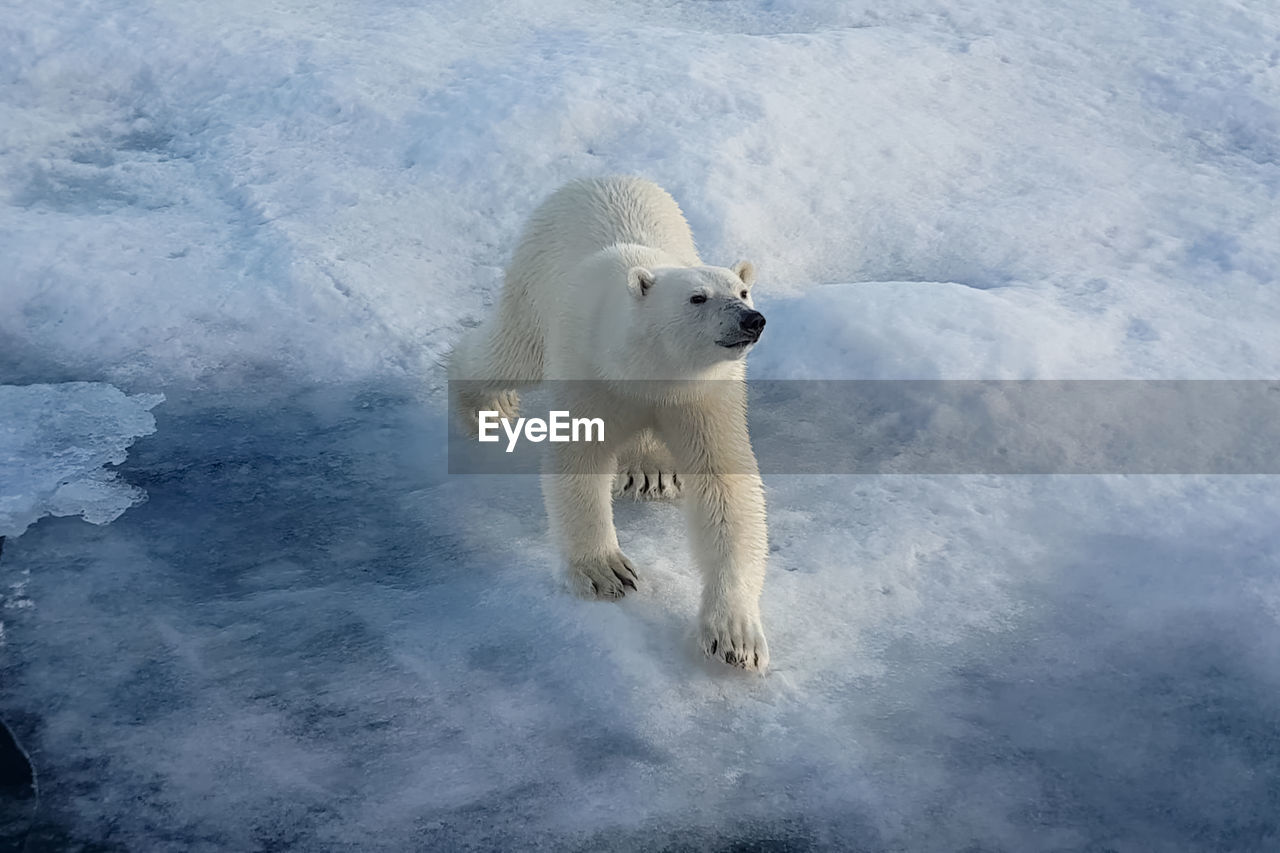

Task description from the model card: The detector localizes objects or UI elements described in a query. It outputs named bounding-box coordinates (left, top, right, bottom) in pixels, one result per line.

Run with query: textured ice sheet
left=3, top=0, right=1278, bottom=386
left=0, top=383, right=162, bottom=539
left=1, top=384, right=1279, bottom=851
left=2, top=0, right=1280, bottom=848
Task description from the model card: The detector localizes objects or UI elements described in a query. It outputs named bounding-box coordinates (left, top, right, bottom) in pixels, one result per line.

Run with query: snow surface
left=2, top=0, right=1279, bottom=849
left=0, top=383, right=162, bottom=539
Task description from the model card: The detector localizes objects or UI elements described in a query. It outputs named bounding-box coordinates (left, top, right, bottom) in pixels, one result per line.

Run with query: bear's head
left=626, top=260, right=765, bottom=374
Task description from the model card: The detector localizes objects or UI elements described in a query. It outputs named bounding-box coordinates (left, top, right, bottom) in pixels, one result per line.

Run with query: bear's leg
left=543, top=418, right=641, bottom=600
left=613, top=429, right=681, bottom=500
left=657, top=397, right=770, bottom=671
left=447, top=283, right=544, bottom=433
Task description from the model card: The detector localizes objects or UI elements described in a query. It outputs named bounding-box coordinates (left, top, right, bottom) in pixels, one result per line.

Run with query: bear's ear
left=627, top=266, right=655, bottom=298
left=732, top=260, right=756, bottom=288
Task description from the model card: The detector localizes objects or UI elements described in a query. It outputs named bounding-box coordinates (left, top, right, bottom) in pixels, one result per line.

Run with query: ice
left=4, top=1, right=1277, bottom=387
left=0, top=383, right=162, bottom=539
left=2, top=0, right=1279, bottom=849
left=4, top=386, right=1278, bottom=850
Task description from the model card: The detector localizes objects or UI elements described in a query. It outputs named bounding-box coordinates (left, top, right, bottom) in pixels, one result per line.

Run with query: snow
left=2, top=0, right=1279, bottom=849
left=0, top=383, right=162, bottom=539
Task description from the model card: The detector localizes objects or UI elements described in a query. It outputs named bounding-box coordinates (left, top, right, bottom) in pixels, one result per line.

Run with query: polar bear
left=449, top=176, right=770, bottom=671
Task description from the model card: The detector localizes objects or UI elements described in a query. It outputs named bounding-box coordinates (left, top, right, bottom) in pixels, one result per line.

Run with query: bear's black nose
left=739, top=310, right=766, bottom=337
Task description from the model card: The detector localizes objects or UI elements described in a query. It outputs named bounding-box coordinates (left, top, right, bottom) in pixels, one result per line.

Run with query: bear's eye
left=739, top=290, right=748, bottom=299
left=689, top=294, right=707, bottom=304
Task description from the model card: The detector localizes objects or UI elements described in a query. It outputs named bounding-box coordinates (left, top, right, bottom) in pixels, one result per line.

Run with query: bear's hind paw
left=613, top=468, right=681, bottom=501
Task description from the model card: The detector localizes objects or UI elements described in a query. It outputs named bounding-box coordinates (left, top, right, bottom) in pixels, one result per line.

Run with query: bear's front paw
left=613, top=467, right=681, bottom=501
left=567, top=551, right=639, bottom=600
left=699, top=605, right=769, bottom=672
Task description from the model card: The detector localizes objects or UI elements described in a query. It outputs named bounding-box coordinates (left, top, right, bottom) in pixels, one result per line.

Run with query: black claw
left=621, top=577, right=636, bottom=591
left=724, top=651, right=738, bottom=666
left=709, top=639, right=718, bottom=655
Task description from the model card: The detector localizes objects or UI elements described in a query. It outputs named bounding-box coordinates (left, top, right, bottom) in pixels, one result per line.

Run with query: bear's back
left=521, top=176, right=700, bottom=274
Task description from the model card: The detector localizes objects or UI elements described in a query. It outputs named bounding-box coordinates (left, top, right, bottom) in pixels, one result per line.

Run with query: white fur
left=449, top=176, right=770, bottom=671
